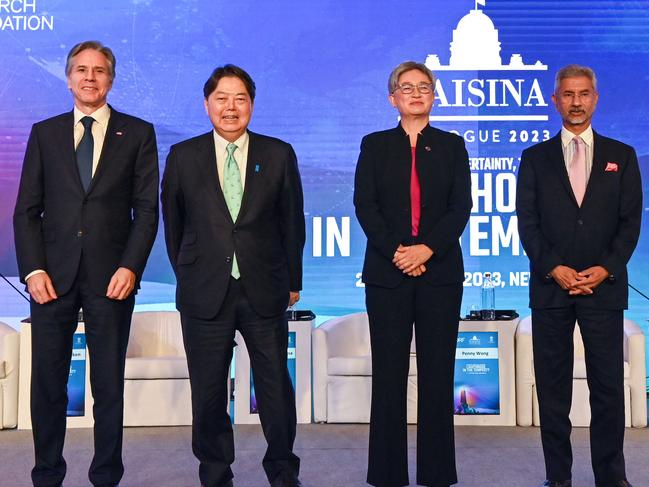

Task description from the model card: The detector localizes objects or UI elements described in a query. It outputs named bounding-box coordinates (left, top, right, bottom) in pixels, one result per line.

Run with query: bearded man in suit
left=13, top=40, right=159, bottom=487
left=517, top=64, right=642, bottom=487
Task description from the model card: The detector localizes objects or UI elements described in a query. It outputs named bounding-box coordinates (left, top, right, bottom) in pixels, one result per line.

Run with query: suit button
left=226, top=256, right=232, bottom=263
left=577, top=219, right=583, bottom=225
left=76, top=230, right=83, bottom=237
left=233, top=228, right=238, bottom=234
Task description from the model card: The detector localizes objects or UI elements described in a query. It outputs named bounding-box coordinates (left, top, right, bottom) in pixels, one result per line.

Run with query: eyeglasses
left=394, top=83, right=434, bottom=95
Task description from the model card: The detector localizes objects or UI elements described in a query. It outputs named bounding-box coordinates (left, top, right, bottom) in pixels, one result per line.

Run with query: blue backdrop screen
left=1, top=1, right=648, bottom=335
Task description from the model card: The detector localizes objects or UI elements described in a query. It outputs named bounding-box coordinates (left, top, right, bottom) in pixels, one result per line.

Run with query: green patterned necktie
left=223, top=142, right=242, bottom=278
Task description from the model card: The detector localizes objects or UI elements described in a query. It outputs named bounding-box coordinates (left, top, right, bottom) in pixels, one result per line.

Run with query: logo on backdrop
left=424, top=0, right=549, bottom=122
left=0, top=1, right=54, bottom=31
left=418, top=0, right=555, bottom=290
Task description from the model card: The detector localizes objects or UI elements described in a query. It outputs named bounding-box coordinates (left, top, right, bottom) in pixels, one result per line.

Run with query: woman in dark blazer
left=354, top=61, right=472, bottom=487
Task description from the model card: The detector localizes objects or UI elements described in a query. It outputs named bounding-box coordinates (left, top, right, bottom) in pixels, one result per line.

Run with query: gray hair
left=388, top=61, right=436, bottom=94
left=554, top=64, right=597, bottom=94
left=65, top=40, right=116, bottom=81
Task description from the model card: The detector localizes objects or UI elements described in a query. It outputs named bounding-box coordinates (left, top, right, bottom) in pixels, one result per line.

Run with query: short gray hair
left=388, top=61, right=436, bottom=94
left=65, top=40, right=116, bottom=81
left=554, top=64, right=597, bottom=94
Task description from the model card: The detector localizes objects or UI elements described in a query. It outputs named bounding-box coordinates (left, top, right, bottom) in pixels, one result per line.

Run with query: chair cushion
left=124, top=357, right=189, bottom=379
left=327, top=355, right=417, bottom=376
left=573, top=359, right=630, bottom=379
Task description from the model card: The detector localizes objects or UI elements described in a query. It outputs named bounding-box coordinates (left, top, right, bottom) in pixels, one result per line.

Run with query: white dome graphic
left=450, top=9, right=501, bottom=69
left=425, top=2, right=547, bottom=71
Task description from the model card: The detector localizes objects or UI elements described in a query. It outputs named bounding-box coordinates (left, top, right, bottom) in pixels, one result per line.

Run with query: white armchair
left=124, top=311, right=192, bottom=426
left=0, top=321, right=19, bottom=429
left=515, top=315, right=647, bottom=428
left=312, top=312, right=417, bottom=423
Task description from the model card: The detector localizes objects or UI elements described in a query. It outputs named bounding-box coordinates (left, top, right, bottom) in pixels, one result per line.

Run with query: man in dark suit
left=13, top=41, right=159, bottom=487
left=161, top=64, right=305, bottom=487
left=517, top=65, right=642, bottom=487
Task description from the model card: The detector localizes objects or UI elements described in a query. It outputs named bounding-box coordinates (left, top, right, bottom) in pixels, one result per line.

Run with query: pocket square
left=604, top=162, right=618, bottom=172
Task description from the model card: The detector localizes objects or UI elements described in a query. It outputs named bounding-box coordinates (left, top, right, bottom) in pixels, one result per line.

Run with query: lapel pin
left=604, top=162, right=618, bottom=172
left=255, top=163, right=261, bottom=173
left=424, top=146, right=432, bottom=151
left=115, top=131, right=124, bottom=136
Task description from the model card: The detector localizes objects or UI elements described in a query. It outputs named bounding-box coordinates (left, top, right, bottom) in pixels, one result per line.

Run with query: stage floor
left=1, top=424, right=648, bottom=486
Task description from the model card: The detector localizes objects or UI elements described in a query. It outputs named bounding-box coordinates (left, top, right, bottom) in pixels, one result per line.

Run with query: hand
left=26, top=272, right=57, bottom=304
left=106, top=267, right=136, bottom=300
left=288, top=291, right=300, bottom=307
left=568, top=266, right=610, bottom=295
left=405, top=264, right=427, bottom=277
left=393, top=244, right=433, bottom=274
left=549, top=265, right=581, bottom=291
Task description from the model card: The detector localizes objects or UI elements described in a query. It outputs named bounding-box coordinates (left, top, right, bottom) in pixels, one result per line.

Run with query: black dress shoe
left=541, top=481, right=572, bottom=487
left=270, top=473, right=302, bottom=487
left=201, top=481, right=233, bottom=487
left=609, top=481, right=633, bottom=487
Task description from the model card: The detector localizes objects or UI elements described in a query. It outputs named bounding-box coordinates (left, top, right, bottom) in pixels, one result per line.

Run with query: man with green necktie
left=161, top=64, right=305, bottom=487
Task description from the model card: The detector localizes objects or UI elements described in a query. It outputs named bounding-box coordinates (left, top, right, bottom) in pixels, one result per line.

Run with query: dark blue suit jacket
left=516, top=131, right=642, bottom=310
left=13, top=107, right=159, bottom=296
left=161, top=130, right=305, bottom=320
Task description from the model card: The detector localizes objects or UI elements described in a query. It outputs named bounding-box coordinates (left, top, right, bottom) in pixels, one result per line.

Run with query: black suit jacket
left=516, top=131, right=642, bottom=310
left=13, top=107, right=159, bottom=296
left=161, top=130, right=305, bottom=319
left=354, top=124, right=472, bottom=288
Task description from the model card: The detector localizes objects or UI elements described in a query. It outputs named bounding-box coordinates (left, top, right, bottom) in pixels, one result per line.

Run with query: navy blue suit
left=516, top=131, right=642, bottom=485
left=14, top=107, right=159, bottom=487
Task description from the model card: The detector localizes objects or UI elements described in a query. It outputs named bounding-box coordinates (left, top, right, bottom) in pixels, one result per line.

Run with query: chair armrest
left=623, top=319, right=647, bottom=427
left=515, top=316, right=535, bottom=426
left=0, top=326, right=20, bottom=429
left=317, top=313, right=370, bottom=357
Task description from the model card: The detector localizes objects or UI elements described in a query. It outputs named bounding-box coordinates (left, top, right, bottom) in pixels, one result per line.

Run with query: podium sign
left=454, top=331, right=500, bottom=415
left=18, top=322, right=94, bottom=429
left=67, top=332, right=88, bottom=416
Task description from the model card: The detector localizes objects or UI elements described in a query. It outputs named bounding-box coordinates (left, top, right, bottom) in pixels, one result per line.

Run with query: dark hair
left=65, top=40, right=116, bottom=80
left=203, top=64, right=256, bottom=101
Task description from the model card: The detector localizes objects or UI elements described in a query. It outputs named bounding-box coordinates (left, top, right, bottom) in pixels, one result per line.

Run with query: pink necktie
left=569, top=136, right=586, bottom=206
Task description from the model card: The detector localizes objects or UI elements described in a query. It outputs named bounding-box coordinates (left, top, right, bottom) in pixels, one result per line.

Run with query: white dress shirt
left=73, top=104, right=111, bottom=176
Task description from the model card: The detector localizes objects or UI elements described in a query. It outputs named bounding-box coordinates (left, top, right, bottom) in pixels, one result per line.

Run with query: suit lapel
left=196, top=132, right=232, bottom=220
left=546, top=133, right=578, bottom=206
left=583, top=131, right=606, bottom=207
left=86, top=107, right=128, bottom=194
left=391, top=125, right=412, bottom=207
left=415, top=125, right=438, bottom=204
left=57, top=112, right=83, bottom=191
left=238, top=131, right=262, bottom=220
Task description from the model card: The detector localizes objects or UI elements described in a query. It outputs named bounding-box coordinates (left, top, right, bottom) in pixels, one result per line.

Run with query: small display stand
left=18, top=319, right=94, bottom=429
left=234, top=310, right=315, bottom=424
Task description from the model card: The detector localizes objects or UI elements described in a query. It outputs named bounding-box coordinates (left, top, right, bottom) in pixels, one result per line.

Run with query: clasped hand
left=393, top=244, right=433, bottom=277
left=549, top=264, right=609, bottom=295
